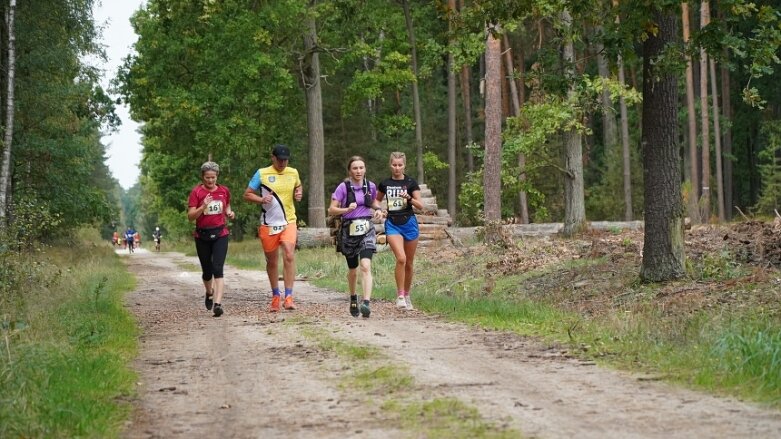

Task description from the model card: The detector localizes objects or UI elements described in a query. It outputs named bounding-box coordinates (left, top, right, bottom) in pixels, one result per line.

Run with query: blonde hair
left=389, top=151, right=406, bottom=164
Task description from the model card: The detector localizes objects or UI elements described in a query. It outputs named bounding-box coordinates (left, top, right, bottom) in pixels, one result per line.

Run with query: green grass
left=0, top=231, right=138, bottom=438
left=710, top=323, right=781, bottom=399
left=353, top=365, right=414, bottom=394
left=298, top=322, right=380, bottom=361
left=383, top=398, right=519, bottom=439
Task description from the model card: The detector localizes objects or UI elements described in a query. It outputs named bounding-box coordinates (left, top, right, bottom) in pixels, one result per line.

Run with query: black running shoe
left=205, top=293, right=214, bottom=311
left=350, top=297, right=359, bottom=317
left=213, top=303, right=223, bottom=317
left=360, top=301, right=371, bottom=318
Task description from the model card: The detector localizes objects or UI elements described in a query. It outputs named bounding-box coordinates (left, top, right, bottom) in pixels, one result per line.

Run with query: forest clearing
left=120, top=222, right=781, bottom=438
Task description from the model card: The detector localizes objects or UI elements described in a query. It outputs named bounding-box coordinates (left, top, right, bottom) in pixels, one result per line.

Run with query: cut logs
left=312, top=184, right=453, bottom=248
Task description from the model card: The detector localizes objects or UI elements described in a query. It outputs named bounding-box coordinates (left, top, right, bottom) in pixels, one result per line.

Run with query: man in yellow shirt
left=243, top=144, right=303, bottom=312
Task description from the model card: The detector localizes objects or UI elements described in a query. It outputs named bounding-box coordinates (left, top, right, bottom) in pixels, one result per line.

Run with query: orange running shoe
left=269, top=295, right=281, bottom=312
left=283, top=296, right=297, bottom=310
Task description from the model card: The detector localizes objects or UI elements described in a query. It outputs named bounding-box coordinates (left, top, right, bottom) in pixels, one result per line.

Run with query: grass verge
left=0, top=230, right=138, bottom=438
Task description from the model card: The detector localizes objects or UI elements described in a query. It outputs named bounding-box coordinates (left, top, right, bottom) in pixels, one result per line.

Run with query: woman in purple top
left=328, top=156, right=384, bottom=318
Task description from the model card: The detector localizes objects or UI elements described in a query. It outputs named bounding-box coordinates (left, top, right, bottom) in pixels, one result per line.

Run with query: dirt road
left=121, top=249, right=781, bottom=438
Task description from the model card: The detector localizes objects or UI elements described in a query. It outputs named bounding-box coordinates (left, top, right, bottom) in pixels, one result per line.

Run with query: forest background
left=2, top=1, right=781, bottom=435
left=1, top=0, right=781, bottom=277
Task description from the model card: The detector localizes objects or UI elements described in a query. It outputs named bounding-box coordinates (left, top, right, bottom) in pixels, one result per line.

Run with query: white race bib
left=388, top=196, right=407, bottom=211
left=205, top=200, right=223, bottom=216
left=268, top=224, right=286, bottom=236
left=348, top=219, right=370, bottom=236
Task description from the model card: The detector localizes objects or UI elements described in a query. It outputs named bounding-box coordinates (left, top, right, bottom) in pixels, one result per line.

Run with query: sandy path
left=120, top=249, right=781, bottom=438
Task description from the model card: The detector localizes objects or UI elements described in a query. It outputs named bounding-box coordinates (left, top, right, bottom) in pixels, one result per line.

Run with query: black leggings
left=345, top=249, right=374, bottom=269
left=194, top=235, right=229, bottom=281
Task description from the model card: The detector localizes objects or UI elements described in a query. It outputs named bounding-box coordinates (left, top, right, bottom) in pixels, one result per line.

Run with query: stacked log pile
left=316, top=184, right=452, bottom=247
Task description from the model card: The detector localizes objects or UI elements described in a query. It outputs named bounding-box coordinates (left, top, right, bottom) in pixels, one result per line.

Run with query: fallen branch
left=735, top=206, right=750, bottom=221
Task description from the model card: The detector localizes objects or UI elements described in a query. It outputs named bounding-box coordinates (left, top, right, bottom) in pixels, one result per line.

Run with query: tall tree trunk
left=640, top=10, right=685, bottom=282
left=460, top=66, right=474, bottom=172
left=617, top=58, right=633, bottom=221
left=458, top=0, right=474, bottom=174
left=699, top=0, right=711, bottom=222
left=0, top=0, right=16, bottom=222
left=401, top=0, right=424, bottom=184
left=709, top=58, right=725, bottom=222
left=596, top=27, right=623, bottom=220
left=447, top=0, right=457, bottom=220
left=483, top=25, right=502, bottom=225
left=614, top=0, right=633, bottom=221
left=516, top=44, right=530, bottom=223
left=561, top=9, right=586, bottom=237
left=595, top=33, right=618, bottom=154
left=303, top=15, right=325, bottom=228
left=502, top=34, right=529, bottom=224
left=682, top=2, right=700, bottom=224
left=721, top=54, right=733, bottom=220
left=362, top=32, right=382, bottom=141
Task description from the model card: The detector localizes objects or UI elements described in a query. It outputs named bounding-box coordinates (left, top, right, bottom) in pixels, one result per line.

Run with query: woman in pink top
left=187, top=161, right=235, bottom=317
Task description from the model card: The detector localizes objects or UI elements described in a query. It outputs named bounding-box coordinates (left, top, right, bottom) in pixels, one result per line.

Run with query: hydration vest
left=341, top=179, right=372, bottom=207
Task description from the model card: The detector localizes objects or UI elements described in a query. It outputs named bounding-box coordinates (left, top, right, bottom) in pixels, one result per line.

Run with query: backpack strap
left=343, top=179, right=372, bottom=207
left=343, top=180, right=354, bottom=207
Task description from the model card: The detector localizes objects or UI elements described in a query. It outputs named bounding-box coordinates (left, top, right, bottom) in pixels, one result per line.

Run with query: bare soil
left=121, top=235, right=781, bottom=439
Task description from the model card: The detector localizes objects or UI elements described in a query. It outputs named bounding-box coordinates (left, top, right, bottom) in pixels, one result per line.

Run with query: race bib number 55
left=348, top=219, right=370, bottom=236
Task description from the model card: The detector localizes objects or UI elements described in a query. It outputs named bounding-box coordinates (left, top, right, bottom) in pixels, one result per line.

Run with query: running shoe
left=269, top=295, right=281, bottom=313
left=205, top=292, right=214, bottom=311
left=283, top=296, right=297, bottom=310
left=404, top=296, right=414, bottom=311
left=360, top=301, right=371, bottom=318
left=396, top=296, right=407, bottom=309
left=213, top=304, right=223, bottom=317
left=350, top=297, right=359, bottom=317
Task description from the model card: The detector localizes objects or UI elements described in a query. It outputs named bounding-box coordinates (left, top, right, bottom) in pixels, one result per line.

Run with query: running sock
left=363, top=299, right=370, bottom=305
left=350, top=294, right=358, bottom=301
left=401, top=290, right=409, bottom=297
left=284, top=287, right=293, bottom=298
left=272, top=288, right=281, bottom=297
left=397, top=290, right=405, bottom=297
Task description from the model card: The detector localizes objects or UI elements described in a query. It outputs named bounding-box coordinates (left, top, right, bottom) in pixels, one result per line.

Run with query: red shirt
left=188, top=184, right=231, bottom=238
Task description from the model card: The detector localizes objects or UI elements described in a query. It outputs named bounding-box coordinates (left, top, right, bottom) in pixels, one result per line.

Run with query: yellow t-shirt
left=248, top=165, right=302, bottom=225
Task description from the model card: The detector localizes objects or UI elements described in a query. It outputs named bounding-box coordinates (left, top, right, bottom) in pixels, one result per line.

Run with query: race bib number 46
left=348, top=219, right=370, bottom=236
left=388, top=196, right=407, bottom=211
left=205, top=200, right=223, bottom=215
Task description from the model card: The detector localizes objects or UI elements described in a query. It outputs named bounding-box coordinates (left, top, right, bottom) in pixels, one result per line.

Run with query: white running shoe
left=404, top=296, right=414, bottom=310
left=396, top=296, right=407, bottom=309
